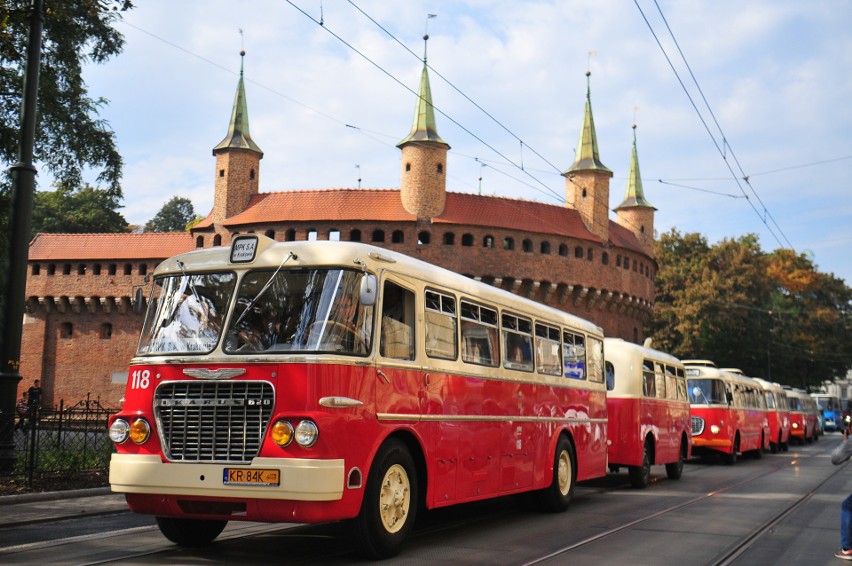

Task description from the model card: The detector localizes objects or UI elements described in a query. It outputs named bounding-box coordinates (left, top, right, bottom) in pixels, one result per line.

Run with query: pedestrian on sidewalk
left=832, top=423, right=852, bottom=560
left=14, top=391, right=28, bottom=431
left=25, top=379, right=42, bottom=427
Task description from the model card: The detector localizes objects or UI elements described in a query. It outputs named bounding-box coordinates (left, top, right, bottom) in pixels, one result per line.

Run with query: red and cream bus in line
left=753, top=378, right=790, bottom=453
left=604, top=338, right=691, bottom=488
left=785, top=387, right=819, bottom=444
left=108, top=235, right=609, bottom=558
left=685, top=360, right=769, bottom=464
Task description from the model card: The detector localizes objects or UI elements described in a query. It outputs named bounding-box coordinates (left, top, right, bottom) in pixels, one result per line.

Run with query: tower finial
left=424, top=14, right=436, bottom=63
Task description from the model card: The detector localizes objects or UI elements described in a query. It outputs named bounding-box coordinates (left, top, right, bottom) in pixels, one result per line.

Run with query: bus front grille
left=154, top=380, right=274, bottom=464
left=691, top=416, right=705, bottom=436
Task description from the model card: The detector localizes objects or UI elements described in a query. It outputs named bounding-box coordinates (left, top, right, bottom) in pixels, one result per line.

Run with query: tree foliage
left=651, top=229, right=851, bottom=389
left=144, top=196, right=196, bottom=232
left=31, top=182, right=127, bottom=235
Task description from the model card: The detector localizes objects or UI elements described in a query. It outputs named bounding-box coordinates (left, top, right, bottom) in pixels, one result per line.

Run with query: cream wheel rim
left=379, top=463, right=410, bottom=533
left=557, top=450, right=572, bottom=496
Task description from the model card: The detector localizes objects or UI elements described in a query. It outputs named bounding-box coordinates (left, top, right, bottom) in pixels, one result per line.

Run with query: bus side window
left=563, top=331, right=586, bottom=379
left=676, top=367, right=687, bottom=401
left=654, top=362, right=666, bottom=399
left=586, top=336, right=603, bottom=383
left=425, top=290, right=457, bottom=360
left=605, top=361, right=615, bottom=391
left=460, top=301, right=498, bottom=367
left=642, top=360, right=655, bottom=397
left=380, top=281, right=415, bottom=360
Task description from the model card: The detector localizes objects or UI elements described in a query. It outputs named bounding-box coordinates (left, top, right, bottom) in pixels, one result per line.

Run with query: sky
left=74, top=0, right=852, bottom=284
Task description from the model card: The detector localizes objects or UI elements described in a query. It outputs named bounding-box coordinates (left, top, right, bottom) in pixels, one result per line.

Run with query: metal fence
left=2, top=396, right=118, bottom=490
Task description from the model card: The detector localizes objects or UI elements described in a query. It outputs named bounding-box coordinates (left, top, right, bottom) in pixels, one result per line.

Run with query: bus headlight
left=295, top=420, right=319, bottom=448
left=271, top=420, right=294, bottom=447
left=109, top=419, right=130, bottom=444
left=129, top=418, right=151, bottom=445
left=710, top=424, right=720, bottom=434
left=792, top=423, right=799, bottom=429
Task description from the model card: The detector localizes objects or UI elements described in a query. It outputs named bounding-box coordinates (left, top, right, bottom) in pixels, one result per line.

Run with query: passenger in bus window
left=831, top=424, right=852, bottom=560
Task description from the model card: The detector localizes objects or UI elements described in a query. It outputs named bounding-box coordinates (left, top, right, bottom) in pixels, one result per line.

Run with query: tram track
left=521, top=442, right=839, bottom=566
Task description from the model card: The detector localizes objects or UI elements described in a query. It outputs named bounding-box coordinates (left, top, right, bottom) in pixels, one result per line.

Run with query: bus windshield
left=223, top=268, right=373, bottom=355
left=138, top=272, right=236, bottom=355
left=688, top=378, right=728, bottom=405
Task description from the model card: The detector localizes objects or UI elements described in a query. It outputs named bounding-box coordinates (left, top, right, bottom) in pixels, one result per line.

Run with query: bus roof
left=603, top=337, right=682, bottom=366
left=682, top=359, right=717, bottom=367
left=153, top=236, right=605, bottom=337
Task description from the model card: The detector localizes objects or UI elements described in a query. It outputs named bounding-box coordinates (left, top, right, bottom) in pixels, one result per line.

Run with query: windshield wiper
left=233, top=251, right=297, bottom=327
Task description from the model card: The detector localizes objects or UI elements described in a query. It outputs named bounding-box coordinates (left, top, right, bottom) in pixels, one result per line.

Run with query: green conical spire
left=397, top=34, right=449, bottom=148
left=616, top=125, right=655, bottom=210
left=213, top=51, right=263, bottom=155
left=564, top=72, right=611, bottom=175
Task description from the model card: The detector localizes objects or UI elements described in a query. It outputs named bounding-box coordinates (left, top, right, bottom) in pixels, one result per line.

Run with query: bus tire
left=350, top=438, right=418, bottom=560
left=155, top=517, right=227, bottom=547
left=722, top=436, right=739, bottom=466
left=665, top=438, right=686, bottom=480
left=537, top=435, right=575, bottom=512
left=629, top=438, right=652, bottom=489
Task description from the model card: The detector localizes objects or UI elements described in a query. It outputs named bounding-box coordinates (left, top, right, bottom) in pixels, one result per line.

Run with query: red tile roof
left=28, top=232, right=195, bottom=261
left=218, top=188, right=625, bottom=245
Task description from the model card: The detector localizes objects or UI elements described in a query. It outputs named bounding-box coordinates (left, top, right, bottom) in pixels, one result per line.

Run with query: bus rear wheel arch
left=536, top=434, right=576, bottom=512
left=629, top=437, right=653, bottom=489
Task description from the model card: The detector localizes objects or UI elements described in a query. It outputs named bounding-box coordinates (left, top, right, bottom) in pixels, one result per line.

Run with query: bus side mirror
left=360, top=274, right=377, bottom=306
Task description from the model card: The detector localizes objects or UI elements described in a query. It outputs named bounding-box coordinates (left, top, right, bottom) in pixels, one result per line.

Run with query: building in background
left=22, top=52, right=656, bottom=407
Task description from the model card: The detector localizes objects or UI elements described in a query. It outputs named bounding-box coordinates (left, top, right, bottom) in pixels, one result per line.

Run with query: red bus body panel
left=606, top=397, right=691, bottom=467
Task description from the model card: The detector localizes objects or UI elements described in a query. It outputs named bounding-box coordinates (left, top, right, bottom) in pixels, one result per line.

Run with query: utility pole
left=0, top=0, right=43, bottom=472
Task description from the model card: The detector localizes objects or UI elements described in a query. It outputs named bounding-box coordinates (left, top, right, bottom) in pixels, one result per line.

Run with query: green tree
left=31, top=182, right=127, bottom=235
left=0, top=0, right=134, bottom=254
left=651, top=229, right=852, bottom=388
left=144, top=196, right=196, bottom=232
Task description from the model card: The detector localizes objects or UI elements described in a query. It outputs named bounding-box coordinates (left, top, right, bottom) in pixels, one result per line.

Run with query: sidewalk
left=0, top=487, right=126, bottom=527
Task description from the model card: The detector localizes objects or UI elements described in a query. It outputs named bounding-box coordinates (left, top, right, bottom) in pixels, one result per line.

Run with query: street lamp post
left=0, top=0, right=43, bottom=472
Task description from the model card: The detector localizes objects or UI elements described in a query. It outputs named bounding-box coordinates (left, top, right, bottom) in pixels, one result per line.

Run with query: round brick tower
left=211, top=51, right=263, bottom=225
left=397, top=35, right=450, bottom=220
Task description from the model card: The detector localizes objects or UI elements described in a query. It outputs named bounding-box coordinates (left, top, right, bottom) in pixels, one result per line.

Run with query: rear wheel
left=350, top=439, right=418, bottom=560
left=629, top=439, right=652, bottom=489
left=665, top=438, right=686, bottom=480
left=537, top=436, right=576, bottom=512
left=722, top=435, right=739, bottom=466
left=155, top=517, right=227, bottom=547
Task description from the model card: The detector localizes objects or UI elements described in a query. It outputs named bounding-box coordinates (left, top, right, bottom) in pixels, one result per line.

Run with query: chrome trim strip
left=376, top=413, right=607, bottom=424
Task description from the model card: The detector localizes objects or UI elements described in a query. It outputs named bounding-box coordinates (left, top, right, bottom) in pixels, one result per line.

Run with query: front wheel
left=155, top=517, right=227, bottom=547
left=537, top=436, right=576, bottom=512
left=350, top=439, right=418, bottom=560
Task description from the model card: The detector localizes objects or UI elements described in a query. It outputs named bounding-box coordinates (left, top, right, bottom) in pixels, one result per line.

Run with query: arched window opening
left=250, top=169, right=256, bottom=180
left=108, top=264, right=116, bottom=275
left=123, top=263, right=132, bottom=275
left=372, top=229, right=385, bottom=243
left=574, top=246, right=583, bottom=258
left=93, top=264, right=101, bottom=275
left=195, top=236, right=204, bottom=248
left=405, top=163, right=411, bottom=172
left=540, top=241, right=551, bottom=254
left=285, top=229, right=296, bottom=242
left=437, top=163, right=443, bottom=174
left=61, top=322, right=73, bottom=339
left=587, top=248, right=594, bottom=261
left=77, top=264, right=86, bottom=275
left=264, top=230, right=275, bottom=239
left=602, top=252, right=609, bottom=265
left=418, top=231, right=431, bottom=245
left=100, top=323, right=113, bottom=340
left=522, top=239, right=533, bottom=253
left=443, top=232, right=455, bottom=245
left=392, top=230, right=405, bottom=244
left=307, top=229, right=318, bottom=241
left=350, top=229, right=362, bottom=242
left=559, top=244, right=568, bottom=256
left=503, top=237, right=515, bottom=251
left=32, top=264, right=40, bottom=275
left=461, top=233, right=473, bottom=246
left=329, top=230, right=340, bottom=241
left=63, top=264, right=71, bottom=275
left=139, top=264, right=148, bottom=276
left=483, top=235, right=494, bottom=248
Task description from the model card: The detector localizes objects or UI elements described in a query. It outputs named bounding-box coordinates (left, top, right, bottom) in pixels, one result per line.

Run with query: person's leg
left=842, top=494, right=852, bottom=550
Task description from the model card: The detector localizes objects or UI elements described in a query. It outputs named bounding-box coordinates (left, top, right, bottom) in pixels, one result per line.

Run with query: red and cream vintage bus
left=753, top=378, right=790, bottom=453
left=785, top=387, right=819, bottom=444
left=684, top=360, right=769, bottom=464
left=604, top=338, right=691, bottom=488
left=108, top=235, right=609, bottom=558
